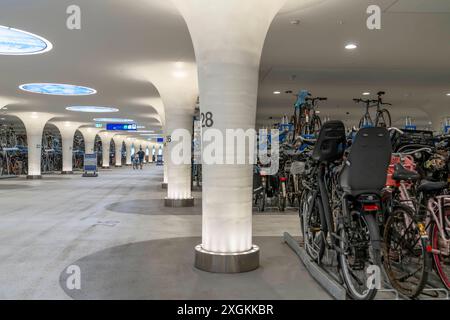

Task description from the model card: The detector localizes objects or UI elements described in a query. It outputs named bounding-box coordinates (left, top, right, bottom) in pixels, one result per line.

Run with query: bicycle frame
left=427, top=195, right=450, bottom=243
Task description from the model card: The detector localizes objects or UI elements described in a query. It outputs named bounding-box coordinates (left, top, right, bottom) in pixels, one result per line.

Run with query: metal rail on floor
left=284, top=232, right=449, bottom=300
left=283, top=232, right=347, bottom=300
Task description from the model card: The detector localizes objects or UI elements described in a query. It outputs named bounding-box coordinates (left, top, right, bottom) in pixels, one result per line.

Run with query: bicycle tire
left=375, top=109, right=391, bottom=128
left=359, top=115, right=373, bottom=128
left=310, top=115, right=322, bottom=135
left=383, top=206, right=431, bottom=298
left=339, top=213, right=381, bottom=300
left=431, top=206, right=450, bottom=290
left=301, top=191, right=326, bottom=262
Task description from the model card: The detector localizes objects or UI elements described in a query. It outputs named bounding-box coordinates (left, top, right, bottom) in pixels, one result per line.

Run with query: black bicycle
left=300, top=121, right=392, bottom=299
left=356, top=91, right=392, bottom=128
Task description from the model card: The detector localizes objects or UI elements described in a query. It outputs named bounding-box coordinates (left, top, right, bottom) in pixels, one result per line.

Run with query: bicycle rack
left=283, top=232, right=347, bottom=300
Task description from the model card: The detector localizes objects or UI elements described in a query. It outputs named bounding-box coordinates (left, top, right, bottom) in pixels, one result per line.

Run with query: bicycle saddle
left=417, top=180, right=447, bottom=193
left=392, top=164, right=421, bottom=182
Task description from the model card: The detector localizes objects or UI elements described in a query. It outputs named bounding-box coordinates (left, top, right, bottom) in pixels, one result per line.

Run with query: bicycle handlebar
left=392, top=147, right=433, bottom=157
left=388, top=127, right=405, bottom=135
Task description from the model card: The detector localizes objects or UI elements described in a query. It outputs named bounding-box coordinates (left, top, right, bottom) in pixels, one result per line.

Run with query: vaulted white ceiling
left=0, top=0, right=449, bottom=134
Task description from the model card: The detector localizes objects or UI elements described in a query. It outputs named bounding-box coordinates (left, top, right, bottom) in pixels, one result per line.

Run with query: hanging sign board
left=106, top=123, right=137, bottom=131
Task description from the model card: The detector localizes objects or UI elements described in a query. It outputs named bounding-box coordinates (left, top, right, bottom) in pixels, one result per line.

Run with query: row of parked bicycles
left=254, top=90, right=393, bottom=212
left=254, top=90, right=449, bottom=299
left=279, top=123, right=448, bottom=300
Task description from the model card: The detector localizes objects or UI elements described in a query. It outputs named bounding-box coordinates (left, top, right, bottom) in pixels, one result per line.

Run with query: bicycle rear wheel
left=383, top=206, right=431, bottom=298
left=300, top=191, right=326, bottom=262
left=375, top=109, right=391, bottom=128
left=310, top=115, right=322, bottom=135
left=358, top=115, right=373, bottom=128
left=431, top=206, right=450, bottom=290
left=338, top=213, right=381, bottom=300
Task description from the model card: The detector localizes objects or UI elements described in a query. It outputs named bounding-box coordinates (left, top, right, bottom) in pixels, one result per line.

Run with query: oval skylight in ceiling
left=66, top=106, right=119, bottom=113
left=0, top=25, right=52, bottom=55
left=93, top=118, right=135, bottom=123
left=19, top=83, right=97, bottom=96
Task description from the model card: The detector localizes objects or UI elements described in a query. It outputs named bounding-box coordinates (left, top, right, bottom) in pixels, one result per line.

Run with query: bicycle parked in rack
left=300, top=121, right=392, bottom=300
left=382, top=129, right=450, bottom=297
left=292, top=90, right=325, bottom=139
left=355, top=91, right=392, bottom=128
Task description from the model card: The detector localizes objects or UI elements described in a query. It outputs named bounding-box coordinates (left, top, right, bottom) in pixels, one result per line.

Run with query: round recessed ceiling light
left=446, top=93, right=450, bottom=96
left=66, top=106, right=119, bottom=113
left=362, top=92, right=370, bottom=96
left=273, top=91, right=281, bottom=95
left=0, top=25, right=52, bottom=55
left=93, top=118, right=134, bottom=123
left=19, top=83, right=97, bottom=96
left=345, top=43, right=357, bottom=50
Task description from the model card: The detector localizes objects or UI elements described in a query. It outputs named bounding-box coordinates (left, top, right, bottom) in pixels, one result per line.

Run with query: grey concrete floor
left=0, top=165, right=329, bottom=300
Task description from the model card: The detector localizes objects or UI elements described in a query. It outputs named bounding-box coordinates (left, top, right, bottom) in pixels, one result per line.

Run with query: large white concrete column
left=98, top=131, right=116, bottom=168
left=125, top=138, right=134, bottom=166
left=13, top=112, right=55, bottom=179
left=147, top=63, right=197, bottom=205
left=164, top=106, right=195, bottom=205
left=52, top=121, right=84, bottom=174
left=113, top=136, right=125, bottom=167
left=146, top=142, right=153, bottom=163
left=172, top=0, right=287, bottom=272
left=78, top=127, right=101, bottom=155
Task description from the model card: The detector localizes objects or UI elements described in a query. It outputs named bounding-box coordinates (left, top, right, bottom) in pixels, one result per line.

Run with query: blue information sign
left=83, top=153, right=98, bottom=177
left=157, top=137, right=164, bottom=143
left=445, top=125, right=450, bottom=134
left=106, top=123, right=137, bottom=131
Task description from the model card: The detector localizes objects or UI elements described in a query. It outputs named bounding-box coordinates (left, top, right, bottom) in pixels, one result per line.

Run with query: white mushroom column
left=125, top=138, right=134, bottom=166
left=113, top=136, right=125, bottom=167
left=172, top=0, right=287, bottom=272
left=98, top=131, right=116, bottom=168
left=52, top=121, right=83, bottom=174
left=149, top=64, right=197, bottom=206
left=13, top=112, right=54, bottom=179
left=78, top=127, right=101, bottom=155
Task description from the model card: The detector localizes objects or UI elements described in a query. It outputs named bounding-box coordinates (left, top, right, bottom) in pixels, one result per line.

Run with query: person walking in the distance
left=137, top=147, right=145, bottom=170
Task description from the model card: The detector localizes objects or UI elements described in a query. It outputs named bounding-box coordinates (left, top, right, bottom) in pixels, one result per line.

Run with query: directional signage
left=106, top=123, right=137, bottom=131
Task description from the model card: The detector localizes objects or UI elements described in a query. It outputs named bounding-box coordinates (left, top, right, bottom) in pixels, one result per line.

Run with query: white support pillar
left=125, top=138, right=134, bottom=166
left=52, top=121, right=84, bottom=174
left=172, top=0, right=287, bottom=273
left=113, top=136, right=125, bottom=167
left=13, top=112, right=55, bottom=179
left=98, top=131, right=116, bottom=168
left=147, top=64, right=197, bottom=205
left=146, top=142, right=152, bottom=163
left=78, top=127, right=101, bottom=155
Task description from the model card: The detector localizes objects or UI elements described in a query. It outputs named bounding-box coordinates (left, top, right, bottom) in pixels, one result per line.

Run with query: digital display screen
left=157, top=137, right=164, bottom=143
left=106, top=123, right=137, bottom=131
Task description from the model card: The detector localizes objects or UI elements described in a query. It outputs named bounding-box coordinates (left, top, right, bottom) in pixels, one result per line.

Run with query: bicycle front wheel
left=383, top=206, right=431, bottom=298
left=310, top=115, right=322, bottom=135
left=300, top=191, right=326, bottom=262
left=375, top=109, right=391, bottom=128
left=431, top=206, right=450, bottom=290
